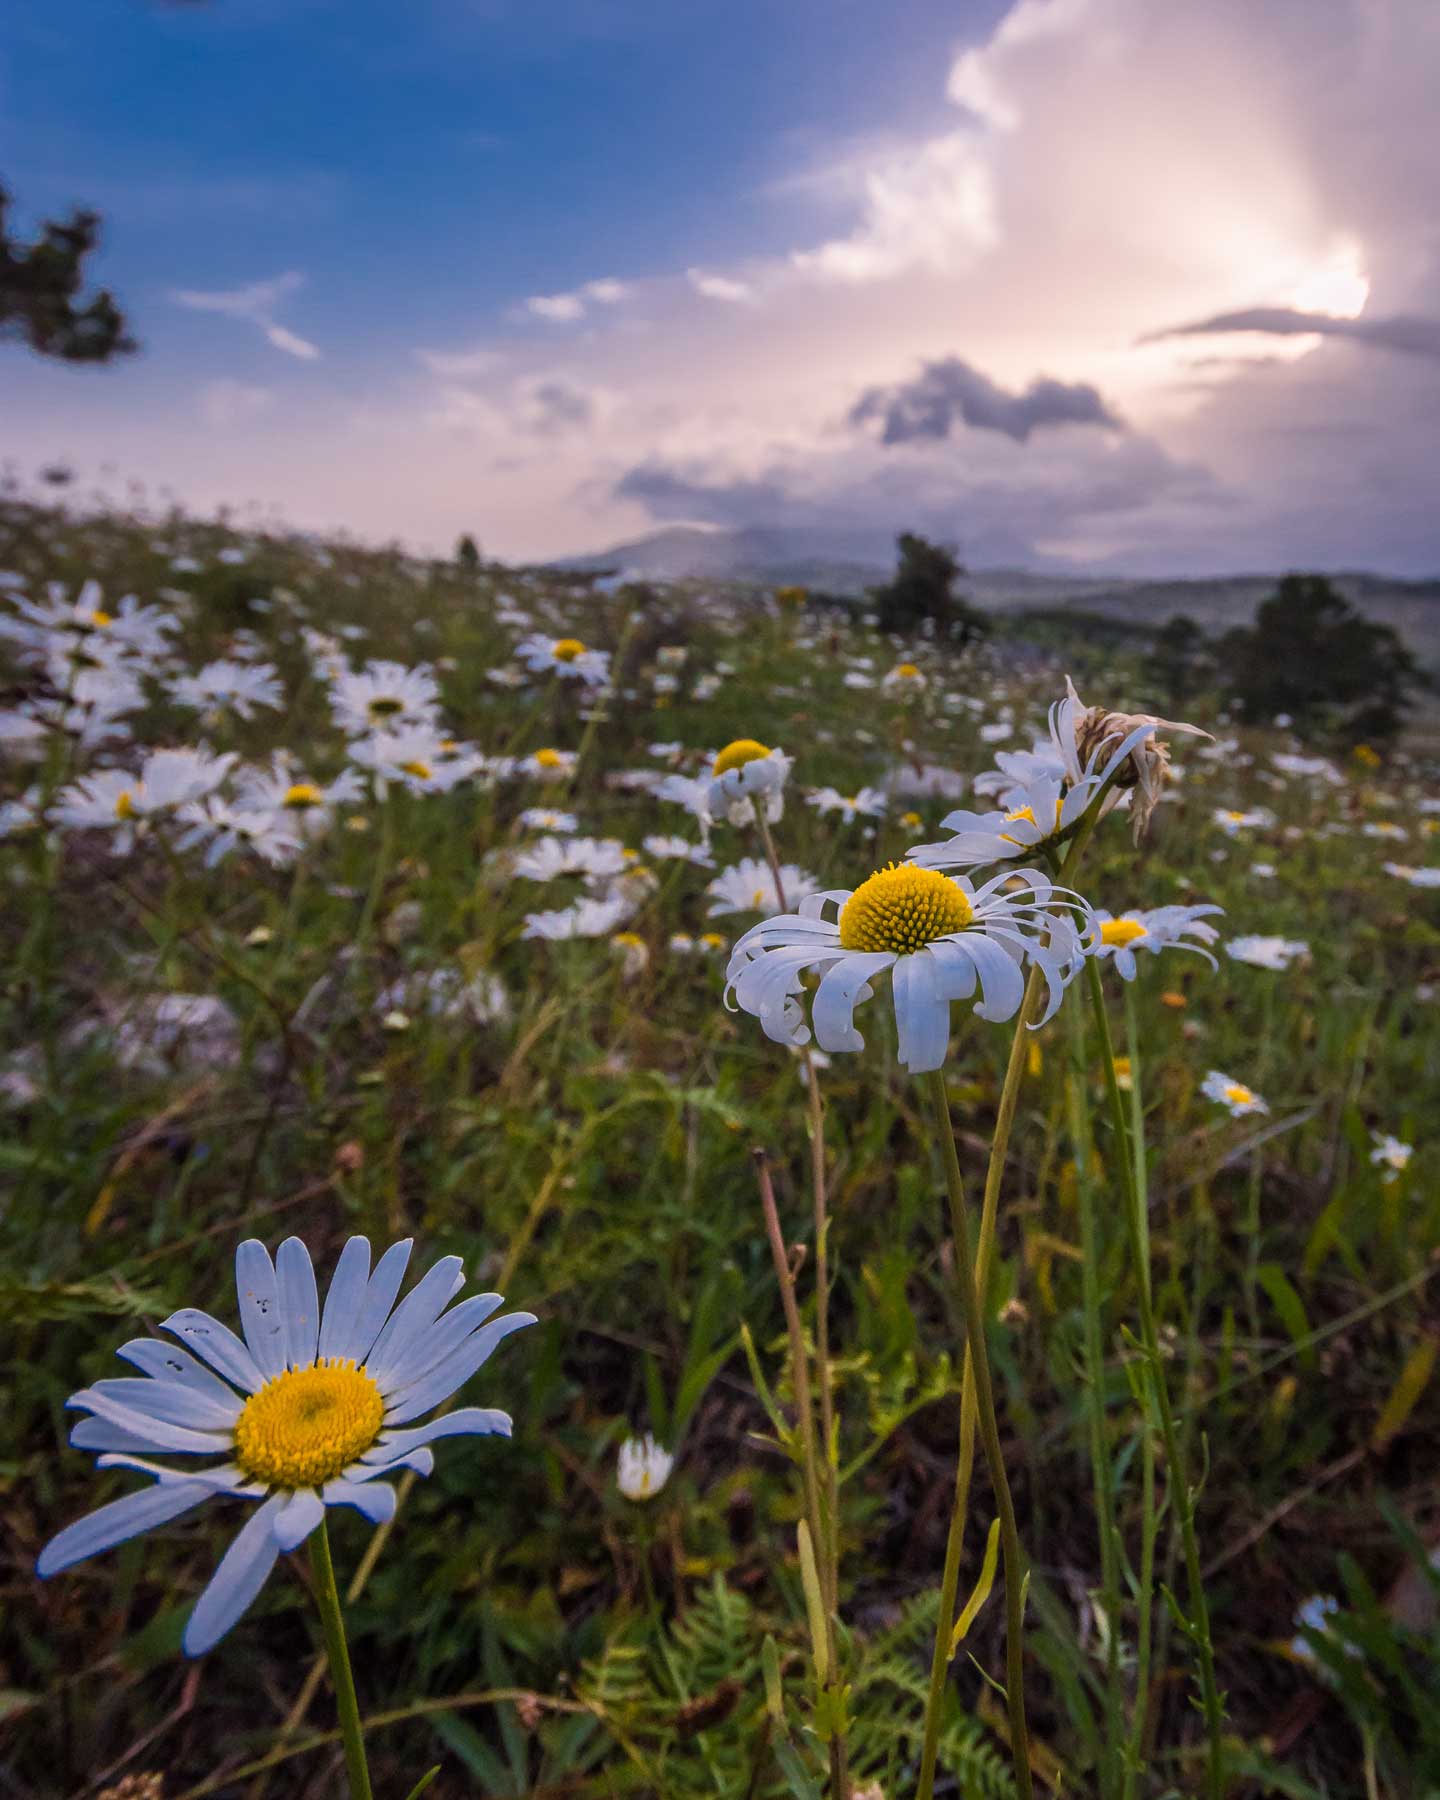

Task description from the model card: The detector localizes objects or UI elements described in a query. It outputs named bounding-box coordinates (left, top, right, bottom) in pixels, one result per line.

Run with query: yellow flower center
left=895, top=663, right=920, bottom=679
left=535, top=748, right=565, bottom=769
left=900, top=811, right=922, bottom=829
left=613, top=931, right=644, bottom=949
left=1226, top=810, right=1247, bottom=823
left=551, top=637, right=586, bottom=662
left=368, top=696, right=403, bottom=717
left=90, top=609, right=114, bottom=628
left=233, top=1360, right=385, bottom=1489
left=713, top=738, right=771, bottom=777
left=1101, top=918, right=1149, bottom=948
left=1223, top=1082, right=1255, bottom=1108
left=114, top=789, right=135, bottom=821
left=399, top=759, right=432, bottom=781
left=283, top=782, right=323, bottom=810
left=838, top=864, right=974, bottom=955
left=700, top=933, right=725, bottom=950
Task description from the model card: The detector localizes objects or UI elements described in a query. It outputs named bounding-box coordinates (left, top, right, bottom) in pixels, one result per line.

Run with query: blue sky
left=3, top=0, right=1438, bottom=573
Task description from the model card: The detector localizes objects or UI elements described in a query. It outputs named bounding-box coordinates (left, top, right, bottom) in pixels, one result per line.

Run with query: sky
left=3, top=0, right=1439, bottom=575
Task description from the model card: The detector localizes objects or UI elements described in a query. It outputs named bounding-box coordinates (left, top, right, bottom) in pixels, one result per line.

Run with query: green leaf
left=950, top=1518, right=1002, bottom=1653
left=1256, top=1263, right=1315, bottom=1372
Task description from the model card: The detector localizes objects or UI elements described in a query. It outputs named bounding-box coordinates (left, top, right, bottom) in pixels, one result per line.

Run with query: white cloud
left=171, top=272, right=320, bottom=359
left=687, top=268, right=754, bottom=303
left=526, top=292, right=587, bottom=323
left=197, top=380, right=274, bottom=429
left=415, top=345, right=507, bottom=378
left=582, top=278, right=630, bottom=305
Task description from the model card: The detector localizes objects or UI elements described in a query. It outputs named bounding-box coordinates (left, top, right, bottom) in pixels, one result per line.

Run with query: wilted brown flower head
left=1061, top=676, right=1211, bottom=842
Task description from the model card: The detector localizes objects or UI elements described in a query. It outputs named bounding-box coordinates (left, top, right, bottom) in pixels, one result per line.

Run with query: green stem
left=1084, top=961, right=1225, bottom=1800
left=1064, top=998, right=1124, bottom=1799
left=1122, top=982, right=1157, bottom=1798
left=353, top=789, right=396, bottom=968
left=308, top=1516, right=374, bottom=1800
left=925, top=1071, right=1034, bottom=1800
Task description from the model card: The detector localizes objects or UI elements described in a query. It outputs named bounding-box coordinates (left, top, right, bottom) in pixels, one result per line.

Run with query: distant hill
left=556, top=528, right=1440, bottom=669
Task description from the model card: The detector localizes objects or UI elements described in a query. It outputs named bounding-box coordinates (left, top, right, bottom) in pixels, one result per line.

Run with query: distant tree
left=1, top=181, right=136, bottom=363
left=1218, top=573, right=1426, bottom=745
left=456, top=533, right=481, bottom=571
left=871, top=532, right=988, bottom=647
left=1145, top=614, right=1214, bottom=708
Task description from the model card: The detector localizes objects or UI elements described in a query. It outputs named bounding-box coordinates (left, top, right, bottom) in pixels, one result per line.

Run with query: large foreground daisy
left=38, top=1236, right=535, bottom=1655
left=725, top=863, right=1094, bottom=1071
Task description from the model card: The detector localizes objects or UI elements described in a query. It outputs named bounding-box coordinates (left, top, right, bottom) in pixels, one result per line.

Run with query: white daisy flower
left=643, top=833, right=714, bottom=866
left=707, top=856, right=820, bottom=918
left=808, top=786, right=888, bottom=823
left=520, top=807, right=579, bottom=834
left=617, top=1434, right=674, bottom=1501
left=54, top=748, right=237, bottom=840
left=235, top=760, right=363, bottom=836
left=882, top=662, right=927, bottom=692
left=610, top=930, right=650, bottom=976
left=520, top=893, right=634, bottom=941
left=1383, top=862, right=1440, bottom=888
left=1213, top=807, right=1276, bottom=835
left=1369, top=1132, right=1413, bottom=1182
left=724, top=863, right=1094, bottom=1072
left=376, top=969, right=509, bottom=1026
left=37, top=1235, right=535, bottom=1655
left=172, top=660, right=284, bottom=722
left=511, top=835, right=629, bottom=882
left=173, top=800, right=303, bottom=868
left=1225, top=935, right=1309, bottom=971
left=515, top=633, right=610, bottom=687
left=515, top=747, right=578, bottom=782
left=348, top=727, right=476, bottom=796
left=706, top=739, right=791, bottom=827
left=1091, top=904, right=1224, bottom=981
left=329, top=662, right=441, bottom=737
left=1201, top=1070, right=1269, bottom=1117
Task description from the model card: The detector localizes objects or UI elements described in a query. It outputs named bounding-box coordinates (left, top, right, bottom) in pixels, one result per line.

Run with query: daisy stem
left=918, top=817, right=1100, bottom=1800
left=1084, top=960, right=1225, bottom=1800
left=1064, top=992, right=1125, bottom=1800
left=1122, top=982, right=1157, bottom=1796
left=353, top=788, right=395, bottom=971
left=307, top=1516, right=374, bottom=1800
left=924, top=1070, right=1034, bottom=1800
left=755, top=1150, right=847, bottom=1797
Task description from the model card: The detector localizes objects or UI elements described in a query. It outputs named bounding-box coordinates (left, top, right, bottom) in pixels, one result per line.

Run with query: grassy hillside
left=3, top=492, right=1439, bottom=1799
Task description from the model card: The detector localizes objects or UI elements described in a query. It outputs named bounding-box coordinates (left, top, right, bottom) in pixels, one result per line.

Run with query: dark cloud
left=526, top=380, right=595, bottom=434
left=849, top=356, right=1124, bottom=445
left=1140, top=308, right=1440, bottom=360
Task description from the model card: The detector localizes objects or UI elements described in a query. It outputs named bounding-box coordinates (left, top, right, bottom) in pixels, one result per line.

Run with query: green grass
left=2, top=489, right=1438, bottom=1798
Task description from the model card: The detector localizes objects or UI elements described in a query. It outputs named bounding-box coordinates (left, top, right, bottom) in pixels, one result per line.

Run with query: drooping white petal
left=273, top=1488, right=325, bottom=1551
left=89, top=1377, right=242, bottom=1432
left=233, top=1240, right=287, bottom=1382
left=162, top=1309, right=266, bottom=1395
left=364, top=1256, right=466, bottom=1387
left=348, top=1446, right=435, bottom=1479
left=322, top=1476, right=398, bottom=1524
left=276, top=1237, right=320, bottom=1369
left=952, top=931, right=1026, bottom=1023
left=115, top=1338, right=243, bottom=1404
left=810, top=952, right=893, bottom=1054
left=37, top=1479, right=213, bottom=1578
left=363, top=1407, right=513, bottom=1462
left=183, top=1495, right=285, bottom=1657
left=890, top=952, right=952, bottom=1072
left=317, top=1236, right=371, bottom=1363
left=341, top=1238, right=414, bottom=1365
left=381, top=1313, right=537, bottom=1424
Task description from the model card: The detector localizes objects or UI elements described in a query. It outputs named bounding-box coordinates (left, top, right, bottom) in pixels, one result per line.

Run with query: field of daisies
left=3, top=489, right=1439, bottom=1800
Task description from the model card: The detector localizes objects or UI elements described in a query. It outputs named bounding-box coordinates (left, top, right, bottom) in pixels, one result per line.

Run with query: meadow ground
left=2, top=490, right=1438, bottom=1800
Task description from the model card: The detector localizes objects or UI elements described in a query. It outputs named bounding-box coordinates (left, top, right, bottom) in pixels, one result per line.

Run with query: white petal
left=276, top=1238, right=320, bottom=1368
left=365, top=1407, right=513, bottom=1461
left=69, top=1389, right=233, bottom=1456
left=162, top=1309, right=265, bottom=1394
left=811, top=952, right=892, bottom=1054
left=323, top=1477, right=398, bottom=1524
left=364, top=1256, right=466, bottom=1386
left=38, top=1479, right=213, bottom=1577
left=381, top=1312, right=537, bottom=1425
left=71, top=1417, right=181, bottom=1455
left=373, top=1293, right=503, bottom=1394
left=115, top=1338, right=245, bottom=1404
left=891, top=954, right=951, bottom=1073
left=89, top=1377, right=241, bottom=1431
left=183, top=1495, right=285, bottom=1656
left=344, top=1239, right=413, bottom=1365
left=233, top=1241, right=286, bottom=1381
left=317, top=1236, right=371, bottom=1363
left=350, top=1446, right=434, bottom=1479
left=273, top=1487, right=325, bottom=1551
left=96, top=1455, right=260, bottom=1495
left=956, top=933, right=1026, bottom=1022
